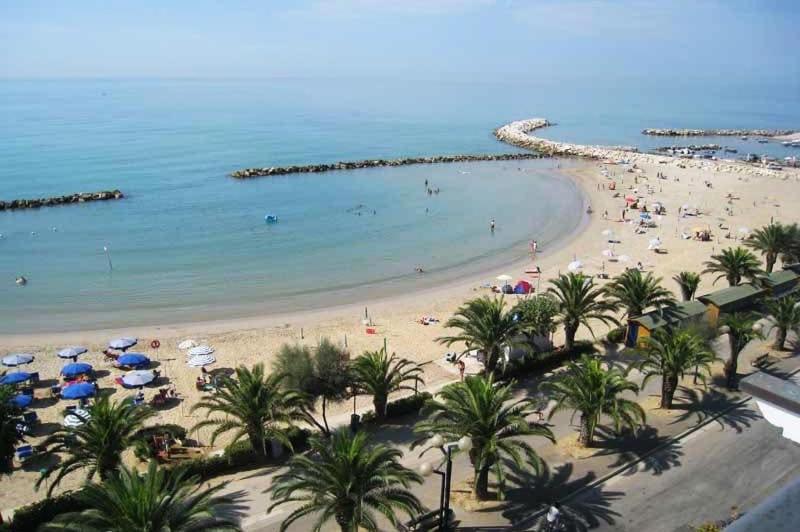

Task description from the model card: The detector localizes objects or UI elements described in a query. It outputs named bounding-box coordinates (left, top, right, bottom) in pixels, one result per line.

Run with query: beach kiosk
left=697, top=283, right=766, bottom=329
left=626, top=300, right=708, bottom=347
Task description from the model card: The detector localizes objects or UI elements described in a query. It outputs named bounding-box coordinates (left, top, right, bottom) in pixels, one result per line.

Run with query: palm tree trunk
left=564, top=323, right=577, bottom=352
left=322, top=396, right=331, bottom=436
left=374, top=393, right=388, bottom=419
left=680, top=286, right=691, bottom=301
left=661, top=374, right=678, bottom=409
left=335, top=508, right=354, bottom=532
left=724, top=357, right=739, bottom=390
left=774, top=327, right=788, bottom=350
left=473, top=466, right=491, bottom=500
left=578, top=413, right=594, bottom=447
left=249, top=432, right=268, bottom=459
left=766, top=253, right=776, bottom=274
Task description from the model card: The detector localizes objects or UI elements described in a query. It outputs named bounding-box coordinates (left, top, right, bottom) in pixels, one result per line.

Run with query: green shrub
left=500, top=341, right=596, bottom=381
left=9, top=491, right=85, bottom=532
left=360, top=392, right=432, bottom=425
left=606, top=326, right=626, bottom=344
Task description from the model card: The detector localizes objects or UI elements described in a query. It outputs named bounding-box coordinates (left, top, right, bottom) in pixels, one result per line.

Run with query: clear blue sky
left=1, top=0, right=798, bottom=83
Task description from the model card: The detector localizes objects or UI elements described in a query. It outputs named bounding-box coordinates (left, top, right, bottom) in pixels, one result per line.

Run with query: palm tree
left=638, top=328, right=718, bottom=409
left=1, top=385, right=24, bottom=475
left=702, top=247, right=762, bottom=287
left=39, top=461, right=240, bottom=531
left=351, top=348, right=423, bottom=420
left=673, top=271, right=701, bottom=301
left=604, top=268, right=675, bottom=319
left=547, top=272, right=619, bottom=352
left=36, top=396, right=154, bottom=495
left=719, top=313, right=764, bottom=390
left=544, top=354, right=645, bottom=447
left=745, top=222, right=790, bottom=273
left=438, top=296, right=525, bottom=374
left=413, top=374, right=554, bottom=500
left=766, top=296, right=800, bottom=350
left=779, top=223, right=800, bottom=265
left=269, top=429, right=423, bottom=532
left=192, top=364, right=305, bottom=459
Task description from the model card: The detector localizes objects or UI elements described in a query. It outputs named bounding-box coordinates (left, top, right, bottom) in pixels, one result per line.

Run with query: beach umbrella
left=122, top=370, right=155, bottom=387
left=187, top=354, right=215, bottom=367
left=117, top=353, right=150, bottom=367
left=738, top=227, right=750, bottom=236
left=61, top=382, right=96, bottom=400
left=618, top=255, right=631, bottom=263
left=601, top=229, right=615, bottom=237
left=602, top=249, right=615, bottom=257
left=8, top=394, right=33, bottom=408
left=0, top=372, right=31, bottom=385
left=57, top=346, right=87, bottom=359
left=178, top=339, right=197, bottom=350
left=109, top=337, right=137, bottom=350
left=648, top=238, right=662, bottom=250
left=188, top=345, right=214, bottom=357
left=2, top=353, right=34, bottom=367
left=567, top=260, right=584, bottom=272
left=61, top=362, right=93, bottom=378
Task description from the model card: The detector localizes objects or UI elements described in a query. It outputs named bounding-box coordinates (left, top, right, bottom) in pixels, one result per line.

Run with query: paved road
left=568, top=399, right=800, bottom=532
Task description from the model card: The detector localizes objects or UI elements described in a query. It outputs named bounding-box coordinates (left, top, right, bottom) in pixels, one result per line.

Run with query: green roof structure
left=698, top=283, right=766, bottom=311
left=760, top=270, right=800, bottom=298
left=630, top=300, right=708, bottom=331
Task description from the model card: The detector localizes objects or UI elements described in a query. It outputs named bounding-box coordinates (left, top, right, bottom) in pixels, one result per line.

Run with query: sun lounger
left=16, top=445, right=34, bottom=461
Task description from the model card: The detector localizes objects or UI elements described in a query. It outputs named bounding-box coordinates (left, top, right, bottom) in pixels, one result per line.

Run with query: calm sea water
left=1, top=78, right=798, bottom=333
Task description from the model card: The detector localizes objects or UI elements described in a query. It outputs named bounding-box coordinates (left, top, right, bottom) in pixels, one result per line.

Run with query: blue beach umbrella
left=8, top=394, right=33, bottom=408
left=57, top=346, right=88, bottom=359
left=2, top=353, right=35, bottom=367
left=61, top=382, right=96, bottom=400
left=0, top=372, right=31, bottom=385
left=109, top=337, right=138, bottom=351
left=61, top=362, right=93, bottom=378
left=117, top=353, right=150, bottom=367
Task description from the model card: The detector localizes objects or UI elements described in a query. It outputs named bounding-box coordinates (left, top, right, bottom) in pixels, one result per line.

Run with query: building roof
left=697, top=283, right=766, bottom=310
left=631, top=300, right=707, bottom=331
left=761, top=270, right=800, bottom=297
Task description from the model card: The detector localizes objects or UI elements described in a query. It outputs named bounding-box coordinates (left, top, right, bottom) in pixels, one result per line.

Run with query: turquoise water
left=1, top=79, right=798, bottom=333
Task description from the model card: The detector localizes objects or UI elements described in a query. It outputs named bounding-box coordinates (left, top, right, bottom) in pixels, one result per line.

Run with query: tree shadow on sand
left=501, top=461, right=623, bottom=531
left=589, top=425, right=683, bottom=476
left=669, top=387, right=760, bottom=432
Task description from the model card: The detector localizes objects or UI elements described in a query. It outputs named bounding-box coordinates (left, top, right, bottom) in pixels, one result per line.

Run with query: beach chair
left=16, top=445, right=34, bottom=461
left=29, top=372, right=40, bottom=384
left=50, top=384, right=61, bottom=398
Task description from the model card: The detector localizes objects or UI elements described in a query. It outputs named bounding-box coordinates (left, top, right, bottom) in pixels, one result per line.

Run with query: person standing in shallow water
left=490, top=219, right=496, bottom=232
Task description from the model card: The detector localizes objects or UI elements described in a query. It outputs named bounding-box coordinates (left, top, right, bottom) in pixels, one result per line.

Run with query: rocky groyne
left=0, top=190, right=124, bottom=211
left=230, top=153, right=547, bottom=179
left=642, top=128, right=796, bottom=137
left=494, top=118, right=796, bottom=178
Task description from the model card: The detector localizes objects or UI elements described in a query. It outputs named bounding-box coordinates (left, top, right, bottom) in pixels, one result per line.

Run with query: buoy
left=150, top=339, right=161, bottom=349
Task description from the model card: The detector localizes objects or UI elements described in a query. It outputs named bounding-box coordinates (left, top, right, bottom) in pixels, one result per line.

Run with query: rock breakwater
left=0, top=190, right=124, bottom=212
left=230, top=153, right=547, bottom=179
left=642, top=128, right=796, bottom=137
left=494, top=118, right=797, bottom=178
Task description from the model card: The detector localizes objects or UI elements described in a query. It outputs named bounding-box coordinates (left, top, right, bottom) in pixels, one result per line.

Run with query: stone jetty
left=230, top=152, right=547, bottom=179
left=494, top=118, right=796, bottom=178
left=642, top=128, right=796, bottom=137
left=0, top=190, right=124, bottom=211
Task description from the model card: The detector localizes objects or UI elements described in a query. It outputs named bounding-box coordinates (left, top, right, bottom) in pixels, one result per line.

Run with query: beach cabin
left=697, top=283, right=766, bottom=328
left=760, top=269, right=800, bottom=299
left=626, top=300, right=708, bottom=347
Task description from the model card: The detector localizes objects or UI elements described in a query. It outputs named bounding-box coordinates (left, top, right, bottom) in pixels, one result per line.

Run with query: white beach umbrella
left=567, top=260, right=584, bottom=272
left=2, top=353, right=34, bottom=367
left=601, top=229, right=615, bottom=237
left=109, top=337, right=138, bottom=350
left=618, top=255, right=631, bottom=263
left=648, top=237, right=662, bottom=250
left=188, top=345, right=214, bottom=357
left=496, top=274, right=512, bottom=282
left=738, top=227, right=750, bottom=235
left=57, top=346, right=88, bottom=359
left=601, top=249, right=615, bottom=257
left=188, top=354, right=216, bottom=367
left=178, top=339, right=197, bottom=350
left=122, top=370, right=155, bottom=387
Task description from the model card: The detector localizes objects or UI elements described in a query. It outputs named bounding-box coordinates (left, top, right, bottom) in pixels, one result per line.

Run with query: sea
left=1, top=78, right=799, bottom=333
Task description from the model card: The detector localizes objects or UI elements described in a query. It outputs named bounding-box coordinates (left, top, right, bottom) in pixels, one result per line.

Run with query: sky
left=1, top=0, right=798, bottom=84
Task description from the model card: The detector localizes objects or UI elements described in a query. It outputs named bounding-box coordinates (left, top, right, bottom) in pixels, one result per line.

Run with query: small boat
left=724, top=147, right=738, bottom=153
left=740, top=136, right=748, bottom=140
left=757, top=139, right=768, bottom=144
left=264, top=214, right=278, bottom=224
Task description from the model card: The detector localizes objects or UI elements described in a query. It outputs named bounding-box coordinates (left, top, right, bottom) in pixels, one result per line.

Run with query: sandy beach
left=3, top=134, right=800, bottom=513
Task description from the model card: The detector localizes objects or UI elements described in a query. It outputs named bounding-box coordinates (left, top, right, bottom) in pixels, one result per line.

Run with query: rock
left=0, top=189, right=126, bottom=212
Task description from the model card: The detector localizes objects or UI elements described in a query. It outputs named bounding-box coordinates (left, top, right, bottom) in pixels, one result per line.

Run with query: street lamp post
left=419, top=434, right=473, bottom=531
